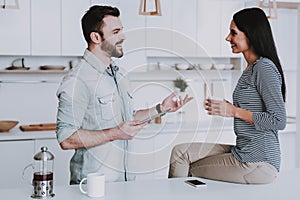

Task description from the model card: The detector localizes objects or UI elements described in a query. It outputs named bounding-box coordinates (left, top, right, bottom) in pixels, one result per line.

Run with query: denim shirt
left=56, top=49, right=134, bottom=184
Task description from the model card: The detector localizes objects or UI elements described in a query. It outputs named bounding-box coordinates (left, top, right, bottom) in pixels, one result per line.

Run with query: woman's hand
left=204, top=98, right=235, bottom=117
left=161, top=92, right=193, bottom=112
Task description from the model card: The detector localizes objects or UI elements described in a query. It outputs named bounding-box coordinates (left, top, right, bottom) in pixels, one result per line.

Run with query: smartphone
left=136, top=109, right=171, bottom=125
left=184, top=179, right=207, bottom=188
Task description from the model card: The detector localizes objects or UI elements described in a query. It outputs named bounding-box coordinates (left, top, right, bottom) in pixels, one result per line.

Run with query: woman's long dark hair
left=233, top=7, right=286, bottom=101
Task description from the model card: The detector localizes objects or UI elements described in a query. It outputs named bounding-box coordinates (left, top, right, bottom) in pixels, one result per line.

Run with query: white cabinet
left=197, top=0, right=221, bottom=57
left=197, top=0, right=244, bottom=57
left=152, top=131, right=201, bottom=179
left=31, top=0, right=61, bottom=55
left=0, top=81, right=60, bottom=124
left=128, top=130, right=201, bottom=180
left=0, top=139, right=73, bottom=188
left=90, top=0, right=120, bottom=7
left=146, top=0, right=197, bottom=57
left=0, top=140, right=35, bottom=188
left=88, top=0, right=148, bottom=70
left=0, top=0, right=31, bottom=55
left=0, top=0, right=89, bottom=56
left=269, top=8, right=298, bottom=117
left=145, top=0, right=244, bottom=57
left=118, top=0, right=147, bottom=71
left=0, top=0, right=245, bottom=57
left=220, top=1, right=245, bottom=57
left=145, top=0, right=172, bottom=57
left=285, top=71, right=297, bottom=117
left=32, top=0, right=90, bottom=56
left=172, top=0, right=198, bottom=57
left=270, top=8, right=298, bottom=71
left=61, top=0, right=90, bottom=56
left=127, top=135, right=156, bottom=180
left=129, top=124, right=236, bottom=180
left=279, top=132, right=296, bottom=171
left=35, top=139, right=74, bottom=186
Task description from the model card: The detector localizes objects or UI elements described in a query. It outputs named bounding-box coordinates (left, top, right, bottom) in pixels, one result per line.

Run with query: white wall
left=296, top=5, right=300, bottom=168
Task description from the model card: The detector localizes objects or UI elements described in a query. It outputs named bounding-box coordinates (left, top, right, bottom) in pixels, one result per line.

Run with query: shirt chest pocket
left=96, top=93, right=122, bottom=121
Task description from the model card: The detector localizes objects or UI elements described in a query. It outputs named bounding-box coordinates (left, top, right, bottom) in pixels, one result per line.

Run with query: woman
left=168, top=7, right=286, bottom=184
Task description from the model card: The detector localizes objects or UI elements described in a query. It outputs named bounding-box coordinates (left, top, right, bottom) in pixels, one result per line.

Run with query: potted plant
left=173, top=77, right=188, bottom=118
left=173, top=77, right=188, bottom=92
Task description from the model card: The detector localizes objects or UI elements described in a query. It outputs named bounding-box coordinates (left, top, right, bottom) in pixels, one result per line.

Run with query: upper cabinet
left=145, top=0, right=172, bottom=57
left=0, top=0, right=89, bottom=56
left=118, top=0, right=147, bottom=71
left=146, top=0, right=198, bottom=57
left=32, top=0, right=89, bottom=56
left=0, top=0, right=31, bottom=55
left=197, top=0, right=220, bottom=57
left=90, top=0, right=120, bottom=7
left=172, top=0, right=198, bottom=57
left=146, top=0, right=244, bottom=58
left=197, top=0, right=244, bottom=57
left=220, top=0, right=245, bottom=57
left=31, top=0, right=61, bottom=56
left=61, top=0, right=90, bottom=56
left=269, top=8, right=298, bottom=71
left=0, top=0, right=245, bottom=57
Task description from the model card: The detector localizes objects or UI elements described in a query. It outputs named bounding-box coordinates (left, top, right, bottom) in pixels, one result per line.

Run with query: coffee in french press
left=31, top=146, right=55, bottom=198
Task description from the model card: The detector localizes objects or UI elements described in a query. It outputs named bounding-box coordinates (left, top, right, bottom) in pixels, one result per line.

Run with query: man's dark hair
left=81, top=5, right=120, bottom=44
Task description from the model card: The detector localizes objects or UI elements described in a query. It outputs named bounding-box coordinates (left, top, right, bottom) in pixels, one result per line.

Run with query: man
left=56, top=5, right=192, bottom=184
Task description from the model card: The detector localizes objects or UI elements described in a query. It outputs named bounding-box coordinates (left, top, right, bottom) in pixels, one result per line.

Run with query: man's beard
left=101, top=39, right=123, bottom=58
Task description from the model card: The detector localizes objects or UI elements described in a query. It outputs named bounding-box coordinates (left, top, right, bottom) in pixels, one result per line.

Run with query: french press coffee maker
left=24, top=146, right=55, bottom=198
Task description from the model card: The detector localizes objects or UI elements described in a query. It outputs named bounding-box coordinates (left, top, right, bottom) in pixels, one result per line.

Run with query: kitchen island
left=0, top=169, right=299, bottom=200
left=0, top=120, right=296, bottom=188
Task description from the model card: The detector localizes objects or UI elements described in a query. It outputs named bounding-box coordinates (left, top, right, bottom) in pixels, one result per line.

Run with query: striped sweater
left=231, top=57, right=286, bottom=171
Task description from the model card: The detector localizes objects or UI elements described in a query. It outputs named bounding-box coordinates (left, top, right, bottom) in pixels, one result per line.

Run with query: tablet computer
left=136, top=109, right=171, bottom=125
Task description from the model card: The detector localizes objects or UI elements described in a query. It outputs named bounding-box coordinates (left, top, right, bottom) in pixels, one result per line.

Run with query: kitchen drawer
left=0, top=140, right=34, bottom=188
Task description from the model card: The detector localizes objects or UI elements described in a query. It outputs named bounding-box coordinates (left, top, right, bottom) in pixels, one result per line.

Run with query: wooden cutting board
left=39, top=65, right=66, bottom=70
left=20, top=123, right=56, bottom=131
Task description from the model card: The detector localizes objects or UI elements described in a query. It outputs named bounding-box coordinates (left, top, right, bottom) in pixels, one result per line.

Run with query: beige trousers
left=168, top=143, right=278, bottom=184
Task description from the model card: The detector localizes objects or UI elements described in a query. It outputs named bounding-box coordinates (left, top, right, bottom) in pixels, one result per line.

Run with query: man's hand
left=112, top=120, right=148, bottom=140
left=161, top=92, right=193, bottom=112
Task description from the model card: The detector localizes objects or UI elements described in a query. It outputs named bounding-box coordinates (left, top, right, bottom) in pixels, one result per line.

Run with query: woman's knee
left=171, top=143, right=188, bottom=156
left=243, top=163, right=278, bottom=184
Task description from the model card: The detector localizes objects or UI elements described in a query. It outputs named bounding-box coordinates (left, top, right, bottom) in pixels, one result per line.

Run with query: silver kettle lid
left=34, top=146, right=54, bottom=161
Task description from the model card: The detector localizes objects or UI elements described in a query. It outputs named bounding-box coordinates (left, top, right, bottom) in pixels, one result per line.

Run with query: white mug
left=79, top=173, right=105, bottom=198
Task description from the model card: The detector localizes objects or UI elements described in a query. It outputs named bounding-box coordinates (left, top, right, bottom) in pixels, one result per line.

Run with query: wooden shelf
left=0, top=70, right=68, bottom=74
left=277, top=1, right=300, bottom=9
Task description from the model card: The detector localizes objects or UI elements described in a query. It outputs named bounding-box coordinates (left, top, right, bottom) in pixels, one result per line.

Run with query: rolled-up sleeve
left=252, top=63, right=286, bottom=131
left=56, top=77, right=89, bottom=143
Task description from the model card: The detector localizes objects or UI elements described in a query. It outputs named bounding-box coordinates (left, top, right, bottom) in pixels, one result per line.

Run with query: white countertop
left=0, top=119, right=295, bottom=142
left=0, top=119, right=233, bottom=141
left=0, top=169, right=299, bottom=200
left=0, top=129, right=55, bottom=141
